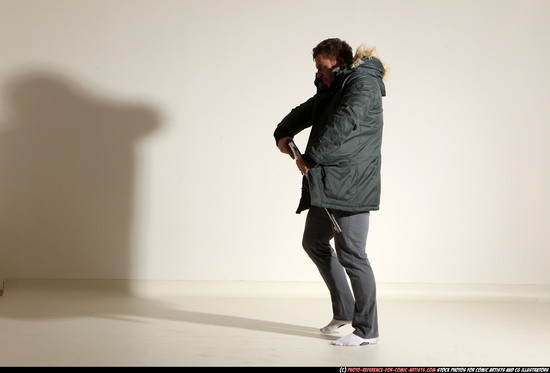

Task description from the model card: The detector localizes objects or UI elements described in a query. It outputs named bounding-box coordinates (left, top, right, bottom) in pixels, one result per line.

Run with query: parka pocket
left=321, top=163, right=356, bottom=203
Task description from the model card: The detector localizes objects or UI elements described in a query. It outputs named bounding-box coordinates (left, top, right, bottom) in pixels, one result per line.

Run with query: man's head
left=312, top=38, right=353, bottom=87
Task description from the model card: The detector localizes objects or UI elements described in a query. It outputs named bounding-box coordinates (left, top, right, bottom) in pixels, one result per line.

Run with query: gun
left=286, top=139, right=342, bottom=234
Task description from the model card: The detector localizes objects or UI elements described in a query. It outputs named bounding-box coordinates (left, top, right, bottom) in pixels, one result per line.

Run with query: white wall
left=1, top=0, right=549, bottom=284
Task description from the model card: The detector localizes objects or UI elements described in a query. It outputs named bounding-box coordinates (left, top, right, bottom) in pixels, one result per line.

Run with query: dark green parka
left=274, top=50, right=387, bottom=214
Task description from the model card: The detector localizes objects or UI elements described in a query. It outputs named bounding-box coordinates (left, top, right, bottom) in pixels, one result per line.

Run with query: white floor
left=0, top=279, right=549, bottom=367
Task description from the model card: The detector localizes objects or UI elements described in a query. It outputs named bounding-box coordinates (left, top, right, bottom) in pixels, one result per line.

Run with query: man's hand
left=277, top=136, right=309, bottom=174
left=296, top=157, right=310, bottom=175
left=277, top=136, right=294, bottom=159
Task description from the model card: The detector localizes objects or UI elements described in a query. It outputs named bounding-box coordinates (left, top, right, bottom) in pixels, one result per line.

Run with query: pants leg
left=302, top=207, right=355, bottom=320
left=302, top=206, right=379, bottom=339
left=333, top=210, right=379, bottom=339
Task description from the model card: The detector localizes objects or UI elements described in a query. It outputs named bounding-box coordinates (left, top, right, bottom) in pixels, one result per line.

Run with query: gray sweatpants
left=302, top=206, right=379, bottom=339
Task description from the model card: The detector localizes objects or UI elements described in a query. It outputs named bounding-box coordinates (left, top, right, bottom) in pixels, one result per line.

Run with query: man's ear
left=336, top=57, right=345, bottom=67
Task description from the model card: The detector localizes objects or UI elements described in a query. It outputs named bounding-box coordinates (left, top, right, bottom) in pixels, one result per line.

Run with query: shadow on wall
left=0, top=71, right=161, bottom=281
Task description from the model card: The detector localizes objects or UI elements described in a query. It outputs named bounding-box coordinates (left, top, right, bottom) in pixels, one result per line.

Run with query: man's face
left=315, top=54, right=341, bottom=87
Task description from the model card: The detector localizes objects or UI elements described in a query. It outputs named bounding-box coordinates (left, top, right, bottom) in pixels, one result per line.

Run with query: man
left=273, top=38, right=387, bottom=346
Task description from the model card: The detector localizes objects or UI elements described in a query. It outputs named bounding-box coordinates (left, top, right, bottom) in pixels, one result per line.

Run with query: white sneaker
left=320, top=319, right=352, bottom=334
left=331, top=333, right=379, bottom=346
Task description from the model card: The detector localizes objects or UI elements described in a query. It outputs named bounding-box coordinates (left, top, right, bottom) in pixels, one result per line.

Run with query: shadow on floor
left=0, top=280, right=338, bottom=341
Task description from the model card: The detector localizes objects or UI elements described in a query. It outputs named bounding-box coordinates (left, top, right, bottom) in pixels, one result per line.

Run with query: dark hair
left=312, top=38, right=353, bottom=67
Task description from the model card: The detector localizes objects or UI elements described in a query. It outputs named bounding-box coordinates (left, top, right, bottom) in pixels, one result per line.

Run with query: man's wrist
left=273, top=127, right=293, bottom=146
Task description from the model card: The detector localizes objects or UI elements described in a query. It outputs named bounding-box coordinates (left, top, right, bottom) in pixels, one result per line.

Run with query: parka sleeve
left=273, top=97, right=315, bottom=144
left=307, top=74, right=374, bottom=164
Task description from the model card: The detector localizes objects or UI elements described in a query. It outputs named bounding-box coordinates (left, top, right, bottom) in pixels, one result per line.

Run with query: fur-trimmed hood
left=351, top=45, right=389, bottom=79
left=351, top=45, right=388, bottom=96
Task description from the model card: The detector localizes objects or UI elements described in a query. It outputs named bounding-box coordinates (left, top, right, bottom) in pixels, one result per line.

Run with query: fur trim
left=352, top=45, right=389, bottom=81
